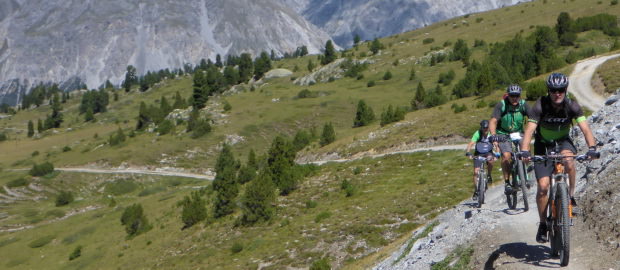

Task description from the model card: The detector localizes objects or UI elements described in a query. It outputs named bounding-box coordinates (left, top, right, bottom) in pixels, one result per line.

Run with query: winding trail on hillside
left=568, top=53, right=620, bottom=111
left=9, top=167, right=214, bottom=180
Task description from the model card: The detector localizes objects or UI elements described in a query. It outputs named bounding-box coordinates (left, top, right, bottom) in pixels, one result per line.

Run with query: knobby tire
left=478, top=168, right=485, bottom=208
left=557, top=183, right=571, bottom=266
left=517, top=160, right=529, bottom=211
left=507, top=168, right=517, bottom=209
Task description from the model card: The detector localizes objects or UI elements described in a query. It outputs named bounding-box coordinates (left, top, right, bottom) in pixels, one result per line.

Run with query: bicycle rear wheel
left=478, top=169, right=486, bottom=208
left=517, top=160, right=529, bottom=211
left=556, top=183, right=571, bottom=266
left=507, top=168, right=517, bottom=209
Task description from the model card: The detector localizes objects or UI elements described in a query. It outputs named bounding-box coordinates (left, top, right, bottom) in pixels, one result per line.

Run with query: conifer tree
left=322, top=40, right=337, bottom=65
left=160, top=96, right=172, bottom=116
left=172, top=91, right=186, bottom=110
left=192, top=71, right=208, bottom=109
left=353, top=34, right=361, bottom=46
left=267, top=136, right=297, bottom=195
left=320, top=122, right=336, bottom=146
left=215, top=54, right=223, bottom=68
left=37, top=119, right=43, bottom=133
left=254, top=51, right=272, bottom=79
left=370, top=38, right=385, bottom=54
left=238, top=53, right=254, bottom=83
left=307, top=59, right=316, bottom=72
left=123, top=65, right=137, bottom=92
left=223, top=66, right=240, bottom=87
left=27, top=120, right=34, bottom=137
left=213, top=144, right=239, bottom=218
left=85, top=107, right=95, bottom=122
left=353, top=100, right=375, bottom=127
left=239, top=170, right=276, bottom=225
left=178, top=190, right=207, bottom=229
left=247, top=149, right=258, bottom=170
left=136, top=101, right=150, bottom=130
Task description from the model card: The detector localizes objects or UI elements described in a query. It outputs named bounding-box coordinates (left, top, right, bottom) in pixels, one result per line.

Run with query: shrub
left=367, top=80, right=375, bottom=87
left=383, top=71, right=393, bottom=80
left=315, top=211, right=332, bottom=223
left=69, top=245, right=82, bottom=261
left=340, top=179, right=356, bottom=197
left=353, top=100, right=375, bottom=127
left=177, top=191, right=207, bottom=229
left=353, top=167, right=363, bottom=175
left=231, top=242, right=243, bottom=254
left=0, top=132, right=7, bottom=141
left=29, top=162, right=54, bottom=177
left=475, top=99, right=487, bottom=108
left=310, top=257, right=331, bottom=270
left=157, top=120, right=174, bottom=135
left=28, top=235, right=55, bottom=248
left=223, top=100, right=232, bottom=112
left=320, top=122, right=336, bottom=146
left=120, top=203, right=151, bottom=237
left=524, top=80, right=547, bottom=101
left=7, top=178, right=29, bottom=188
left=106, top=180, right=137, bottom=196
left=62, top=146, right=71, bottom=152
left=451, top=103, right=468, bottom=113
left=45, top=209, right=65, bottom=218
left=305, top=200, right=318, bottom=208
left=422, top=38, right=435, bottom=44
left=297, top=89, right=319, bottom=99
left=191, top=119, right=212, bottom=139
left=55, top=190, right=74, bottom=206
left=108, top=127, right=126, bottom=146
left=31, top=150, right=39, bottom=157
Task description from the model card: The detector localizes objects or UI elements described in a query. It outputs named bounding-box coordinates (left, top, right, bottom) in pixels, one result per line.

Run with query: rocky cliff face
left=280, top=0, right=531, bottom=47
left=573, top=91, right=620, bottom=257
left=0, top=0, right=331, bottom=105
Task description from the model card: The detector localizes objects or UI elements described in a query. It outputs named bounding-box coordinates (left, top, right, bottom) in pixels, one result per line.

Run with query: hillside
left=1, top=0, right=620, bottom=269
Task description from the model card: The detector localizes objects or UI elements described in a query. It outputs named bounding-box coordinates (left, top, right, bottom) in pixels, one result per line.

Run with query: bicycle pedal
left=570, top=218, right=574, bottom=226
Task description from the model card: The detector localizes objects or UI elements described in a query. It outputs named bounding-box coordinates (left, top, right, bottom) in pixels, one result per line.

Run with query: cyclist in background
left=519, top=73, right=599, bottom=243
left=465, top=120, right=497, bottom=200
left=489, top=84, right=530, bottom=195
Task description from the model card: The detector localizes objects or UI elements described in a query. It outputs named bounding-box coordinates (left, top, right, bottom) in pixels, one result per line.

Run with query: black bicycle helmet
left=546, top=73, right=569, bottom=91
left=480, top=120, right=489, bottom=129
left=506, top=84, right=522, bottom=95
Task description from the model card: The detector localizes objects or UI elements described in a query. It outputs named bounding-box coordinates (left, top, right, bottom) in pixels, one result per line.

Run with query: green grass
left=596, top=54, right=620, bottom=94
left=430, top=245, right=474, bottom=270
left=0, top=0, right=619, bottom=269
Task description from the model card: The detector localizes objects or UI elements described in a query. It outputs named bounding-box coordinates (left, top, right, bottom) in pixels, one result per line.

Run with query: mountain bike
left=473, top=155, right=493, bottom=208
left=502, top=133, right=531, bottom=211
left=531, top=152, right=598, bottom=266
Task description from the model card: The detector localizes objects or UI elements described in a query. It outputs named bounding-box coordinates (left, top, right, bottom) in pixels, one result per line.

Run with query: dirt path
left=308, top=144, right=468, bottom=165
left=11, top=167, right=214, bottom=180
left=568, top=53, right=620, bottom=111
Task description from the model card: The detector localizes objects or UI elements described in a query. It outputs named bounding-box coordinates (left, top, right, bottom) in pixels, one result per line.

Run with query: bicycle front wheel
left=556, top=183, right=571, bottom=266
left=517, top=160, right=529, bottom=211
left=478, top=169, right=486, bottom=208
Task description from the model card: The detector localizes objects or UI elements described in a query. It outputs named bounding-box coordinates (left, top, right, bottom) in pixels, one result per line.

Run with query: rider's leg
left=501, top=152, right=511, bottom=182
left=537, top=176, right=551, bottom=222
left=487, top=159, right=494, bottom=179
left=561, top=149, right=577, bottom=197
left=473, top=167, right=479, bottom=190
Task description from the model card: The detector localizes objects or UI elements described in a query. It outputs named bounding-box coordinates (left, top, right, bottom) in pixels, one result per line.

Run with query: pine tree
left=215, top=54, right=223, bottom=68
left=172, top=91, right=186, bottom=109
left=320, top=122, right=336, bottom=146
left=267, top=136, right=297, bottom=195
left=120, top=203, right=151, bottom=237
left=254, top=51, right=272, bottom=79
left=307, top=59, right=316, bottom=72
left=353, top=34, right=361, bottom=46
left=239, top=170, right=276, bottom=225
left=370, top=38, right=385, bottom=54
left=37, top=119, right=43, bottom=133
left=192, top=71, right=208, bottom=109
left=136, top=102, right=150, bottom=130
left=213, top=144, right=239, bottom=218
left=322, top=40, right=337, bottom=65
left=27, top=120, right=34, bottom=137
left=178, top=190, right=207, bottom=229
left=85, top=107, right=95, bottom=122
left=160, top=96, right=172, bottom=116
left=238, top=53, right=254, bottom=83
left=223, top=66, right=240, bottom=87
left=123, top=65, right=137, bottom=92
left=409, top=68, right=416, bottom=81
left=247, top=149, right=258, bottom=170
left=353, top=100, right=375, bottom=127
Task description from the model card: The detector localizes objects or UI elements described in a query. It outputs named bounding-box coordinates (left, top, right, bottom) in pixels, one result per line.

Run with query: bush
left=223, top=100, right=232, bottom=112
left=29, top=162, right=54, bottom=177
left=62, top=146, right=72, bottom=152
left=451, top=103, right=468, bottom=113
left=108, top=127, right=126, bottom=146
left=191, top=119, right=212, bottom=139
left=69, top=245, right=82, bottom=261
left=320, top=122, right=336, bottom=146
left=157, top=120, right=175, bottom=135
left=524, top=80, right=547, bottom=101
left=55, top=190, right=74, bottom=206
left=353, top=100, right=375, bottom=127
left=231, top=242, right=243, bottom=254
left=367, top=80, right=375, bottom=87
left=120, top=203, right=151, bottom=237
left=297, top=89, right=319, bottom=99
left=315, top=211, right=332, bottom=223
left=341, top=179, right=356, bottom=197
left=178, top=191, right=207, bottom=229
left=106, top=180, right=138, bottom=195
left=0, top=132, right=7, bottom=141
left=310, top=257, right=331, bottom=270
left=28, top=235, right=55, bottom=248
left=422, top=38, right=435, bottom=44
left=475, top=99, right=487, bottom=108
left=383, top=71, right=393, bottom=80
left=7, top=178, right=29, bottom=188
left=305, top=200, right=318, bottom=208
left=31, top=150, right=39, bottom=157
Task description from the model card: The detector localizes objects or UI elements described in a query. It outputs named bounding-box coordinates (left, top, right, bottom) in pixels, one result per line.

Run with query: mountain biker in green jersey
left=519, top=73, right=599, bottom=243
left=465, top=120, right=497, bottom=200
left=489, top=84, right=530, bottom=195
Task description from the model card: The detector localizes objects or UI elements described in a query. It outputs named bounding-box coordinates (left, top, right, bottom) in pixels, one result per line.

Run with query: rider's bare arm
left=576, top=119, right=596, bottom=148
left=521, top=120, right=537, bottom=152
left=489, top=117, right=498, bottom=136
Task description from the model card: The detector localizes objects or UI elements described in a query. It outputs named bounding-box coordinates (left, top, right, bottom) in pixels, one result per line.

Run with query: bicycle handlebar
left=531, top=153, right=599, bottom=163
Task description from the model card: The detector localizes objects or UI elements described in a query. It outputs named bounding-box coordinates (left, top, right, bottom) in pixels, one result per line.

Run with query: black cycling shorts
left=533, top=138, right=577, bottom=179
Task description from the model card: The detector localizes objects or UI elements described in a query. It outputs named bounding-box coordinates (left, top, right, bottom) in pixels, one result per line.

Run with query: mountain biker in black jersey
left=465, top=120, right=497, bottom=200
left=489, top=84, right=530, bottom=195
left=519, top=73, right=599, bottom=243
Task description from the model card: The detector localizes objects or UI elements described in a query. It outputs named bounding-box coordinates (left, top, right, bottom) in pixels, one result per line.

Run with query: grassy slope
left=1, top=0, right=620, bottom=269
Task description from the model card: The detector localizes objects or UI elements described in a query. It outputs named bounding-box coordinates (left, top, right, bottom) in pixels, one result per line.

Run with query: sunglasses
left=508, top=94, right=520, bottom=98
left=548, top=88, right=567, bottom=94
